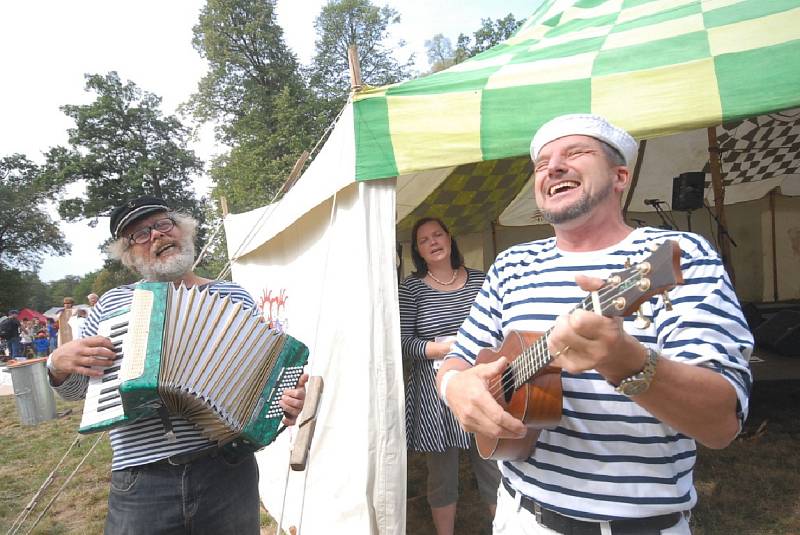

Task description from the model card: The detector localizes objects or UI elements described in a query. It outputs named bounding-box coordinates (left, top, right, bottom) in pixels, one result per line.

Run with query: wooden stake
left=769, top=188, right=778, bottom=301
left=290, top=376, right=324, bottom=471
left=348, top=44, right=362, bottom=90
left=277, top=151, right=310, bottom=197
left=220, top=196, right=229, bottom=218
left=707, top=127, right=735, bottom=286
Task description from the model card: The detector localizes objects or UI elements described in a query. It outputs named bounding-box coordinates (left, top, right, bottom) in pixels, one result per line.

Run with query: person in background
left=399, top=217, right=501, bottom=535
left=46, top=195, right=308, bottom=534
left=438, top=114, right=752, bottom=535
left=68, top=308, right=88, bottom=339
left=57, top=297, right=76, bottom=346
left=87, top=293, right=99, bottom=307
left=0, top=310, right=22, bottom=360
left=19, top=318, right=34, bottom=360
left=33, top=330, right=50, bottom=358
left=47, top=318, right=59, bottom=353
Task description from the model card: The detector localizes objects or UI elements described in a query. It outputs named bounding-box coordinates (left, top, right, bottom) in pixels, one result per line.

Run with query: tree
left=0, top=269, right=50, bottom=313
left=186, top=0, right=320, bottom=213
left=0, top=154, right=71, bottom=271
left=466, top=13, right=522, bottom=56
left=90, top=262, right=139, bottom=296
left=308, top=0, right=413, bottom=117
left=424, top=33, right=455, bottom=73
left=46, top=72, right=204, bottom=224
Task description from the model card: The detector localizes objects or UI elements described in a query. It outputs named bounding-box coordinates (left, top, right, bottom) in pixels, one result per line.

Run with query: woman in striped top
left=399, top=217, right=501, bottom=535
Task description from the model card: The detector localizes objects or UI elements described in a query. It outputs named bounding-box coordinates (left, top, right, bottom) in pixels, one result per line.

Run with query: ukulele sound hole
left=501, top=369, right=515, bottom=403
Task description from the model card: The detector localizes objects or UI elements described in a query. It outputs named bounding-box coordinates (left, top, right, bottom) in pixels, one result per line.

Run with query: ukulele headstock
left=601, top=240, right=683, bottom=317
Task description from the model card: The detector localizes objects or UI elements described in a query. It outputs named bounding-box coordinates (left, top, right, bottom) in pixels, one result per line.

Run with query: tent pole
left=622, top=139, right=647, bottom=221
left=769, top=188, right=778, bottom=301
left=706, top=127, right=736, bottom=286
left=490, top=220, right=498, bottom=263
left=348, top=45, right=363, bottom=90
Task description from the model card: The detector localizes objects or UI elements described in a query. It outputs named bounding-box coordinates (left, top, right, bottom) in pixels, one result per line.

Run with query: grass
left=0, top=380, right=797, bottom=534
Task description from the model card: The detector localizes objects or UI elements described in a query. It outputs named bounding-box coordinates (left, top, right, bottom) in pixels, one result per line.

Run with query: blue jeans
left=8, top=337, right=21, bottom=359
left=105, top=451, right=260, bottom=535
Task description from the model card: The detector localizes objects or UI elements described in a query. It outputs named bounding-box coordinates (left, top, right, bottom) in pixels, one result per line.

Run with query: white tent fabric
left=226, top=104, right=356, bottom=260
left=225, top=180, right=406, bottom=534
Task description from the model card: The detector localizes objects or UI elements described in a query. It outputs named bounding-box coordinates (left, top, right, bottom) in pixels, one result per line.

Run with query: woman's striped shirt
left=52, top=280, right=256, bottom=471
left=449, top=227, right=753, bottom=520
left=399, top=267, right=485, bottom=452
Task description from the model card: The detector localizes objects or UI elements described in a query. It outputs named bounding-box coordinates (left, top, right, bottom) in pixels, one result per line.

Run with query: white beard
left=133, top=238, right=196, bottom=282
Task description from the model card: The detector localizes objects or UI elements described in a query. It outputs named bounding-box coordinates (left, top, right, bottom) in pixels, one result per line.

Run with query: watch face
left=618, top=380, right=647, bottom=396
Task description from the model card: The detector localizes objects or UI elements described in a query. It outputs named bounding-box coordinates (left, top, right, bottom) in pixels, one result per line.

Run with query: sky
left=0, top=0, right=539, bottom=282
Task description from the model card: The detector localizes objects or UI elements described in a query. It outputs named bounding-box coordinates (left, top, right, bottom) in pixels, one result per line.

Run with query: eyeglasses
left=128, top=217, right=176, bottom=245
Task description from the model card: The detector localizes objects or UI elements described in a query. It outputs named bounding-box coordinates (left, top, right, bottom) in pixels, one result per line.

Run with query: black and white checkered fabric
left=709, top=108, right=800, bottom=187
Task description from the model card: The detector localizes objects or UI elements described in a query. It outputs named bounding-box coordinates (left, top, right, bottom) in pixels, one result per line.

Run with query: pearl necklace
left=428, top=269, right=458, bottom=286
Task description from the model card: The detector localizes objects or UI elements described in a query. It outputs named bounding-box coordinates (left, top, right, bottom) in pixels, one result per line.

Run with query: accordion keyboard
left=80, top=314, right=131, bottom=430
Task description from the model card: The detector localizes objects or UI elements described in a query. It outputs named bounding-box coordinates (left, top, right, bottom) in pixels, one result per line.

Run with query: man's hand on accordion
left=280, top=373, right=309, bottom=426
left=47, top=336, right=118, bottom=386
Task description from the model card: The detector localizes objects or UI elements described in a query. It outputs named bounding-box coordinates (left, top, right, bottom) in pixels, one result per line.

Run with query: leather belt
left=161, top=446, right=220, bottom=466
left=502, top=479, right=682, bottom=535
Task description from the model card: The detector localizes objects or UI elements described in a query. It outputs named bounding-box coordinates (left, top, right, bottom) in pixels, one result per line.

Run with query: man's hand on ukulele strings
left=446, top=358, right=526, bottom=439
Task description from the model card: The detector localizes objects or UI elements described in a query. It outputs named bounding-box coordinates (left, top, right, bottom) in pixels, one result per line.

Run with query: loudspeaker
left=754, top=310, right=800, bottom=357
left=671, top=172, right=705, bottom=212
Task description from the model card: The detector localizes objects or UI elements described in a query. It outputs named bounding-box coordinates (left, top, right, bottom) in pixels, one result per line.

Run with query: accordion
left=79, top=282, right=308, bottom=451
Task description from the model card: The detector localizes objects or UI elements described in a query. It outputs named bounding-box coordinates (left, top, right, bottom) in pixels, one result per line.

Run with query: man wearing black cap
left=47, top=195, right=308, bottom=534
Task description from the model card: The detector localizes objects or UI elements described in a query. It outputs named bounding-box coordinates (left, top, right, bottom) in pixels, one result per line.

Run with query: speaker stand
left=704, top=202, right=738, bottom=247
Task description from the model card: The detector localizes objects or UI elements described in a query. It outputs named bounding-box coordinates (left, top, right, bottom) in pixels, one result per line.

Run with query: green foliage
left=47, top=275, right=83, bottom=306
left=465, top=13, right=522, bottom=56
left=426, top=13, right=524, bottom=71
left=0, top=269, right=50, bottom=313
left=425, top=33, right=456, bottom=73
left=0, top=154, right=71, bottom=271
left=46, top=72, right=204, bottom=223
left=91, top=261, right=139, bottom=295
left=308, top=0, right=414, bottom=118
left=186, top=0, right=320, bottom=213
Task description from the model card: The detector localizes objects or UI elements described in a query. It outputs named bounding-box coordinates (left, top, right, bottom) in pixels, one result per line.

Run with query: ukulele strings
left=483, top=268, right=641, bottom=399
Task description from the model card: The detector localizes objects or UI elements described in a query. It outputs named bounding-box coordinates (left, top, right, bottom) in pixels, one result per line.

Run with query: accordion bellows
left=79, top=282, right=308, bottom=450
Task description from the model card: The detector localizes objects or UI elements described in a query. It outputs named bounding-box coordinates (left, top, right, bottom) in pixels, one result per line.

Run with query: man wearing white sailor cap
left=437, top=114, right=752, bottom=534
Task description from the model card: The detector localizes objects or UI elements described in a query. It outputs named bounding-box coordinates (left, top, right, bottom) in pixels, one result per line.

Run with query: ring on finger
left=553, top=345, right=570, bottom=358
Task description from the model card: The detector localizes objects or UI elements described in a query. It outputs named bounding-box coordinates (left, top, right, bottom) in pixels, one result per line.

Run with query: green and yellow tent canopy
left=356, top=0, right=800, bottom=180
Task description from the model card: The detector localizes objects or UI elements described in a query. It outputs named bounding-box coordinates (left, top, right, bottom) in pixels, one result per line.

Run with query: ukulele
left=474, top=240, right=684, bottom=461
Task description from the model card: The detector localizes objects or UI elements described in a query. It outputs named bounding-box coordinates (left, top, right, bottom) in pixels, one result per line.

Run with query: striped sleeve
left=645, top=231, right=753, bottom=426
left=398, top=280, right=428, bottom=361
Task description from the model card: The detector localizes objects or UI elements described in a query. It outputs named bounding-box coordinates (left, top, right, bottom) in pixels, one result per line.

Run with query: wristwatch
left=615, top=347, right=659, bottom=396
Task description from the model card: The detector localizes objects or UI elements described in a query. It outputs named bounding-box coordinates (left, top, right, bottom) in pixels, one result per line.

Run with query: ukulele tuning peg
left=634, top=307, right=651, bottom=329
left=624, top=258, right=632, bottom=269
left=662, top=291, right=673, bottom=311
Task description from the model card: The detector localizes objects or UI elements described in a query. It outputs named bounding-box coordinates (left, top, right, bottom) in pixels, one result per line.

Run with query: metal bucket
left=7, top=358, right=57, bottom=425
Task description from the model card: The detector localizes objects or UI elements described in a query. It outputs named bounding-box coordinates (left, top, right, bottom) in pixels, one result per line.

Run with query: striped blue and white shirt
left=52, top=280, right=256, bottom=471
left=448, top=227, right=752, bottom=521
left=399, top=268, right=485, bottom=452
